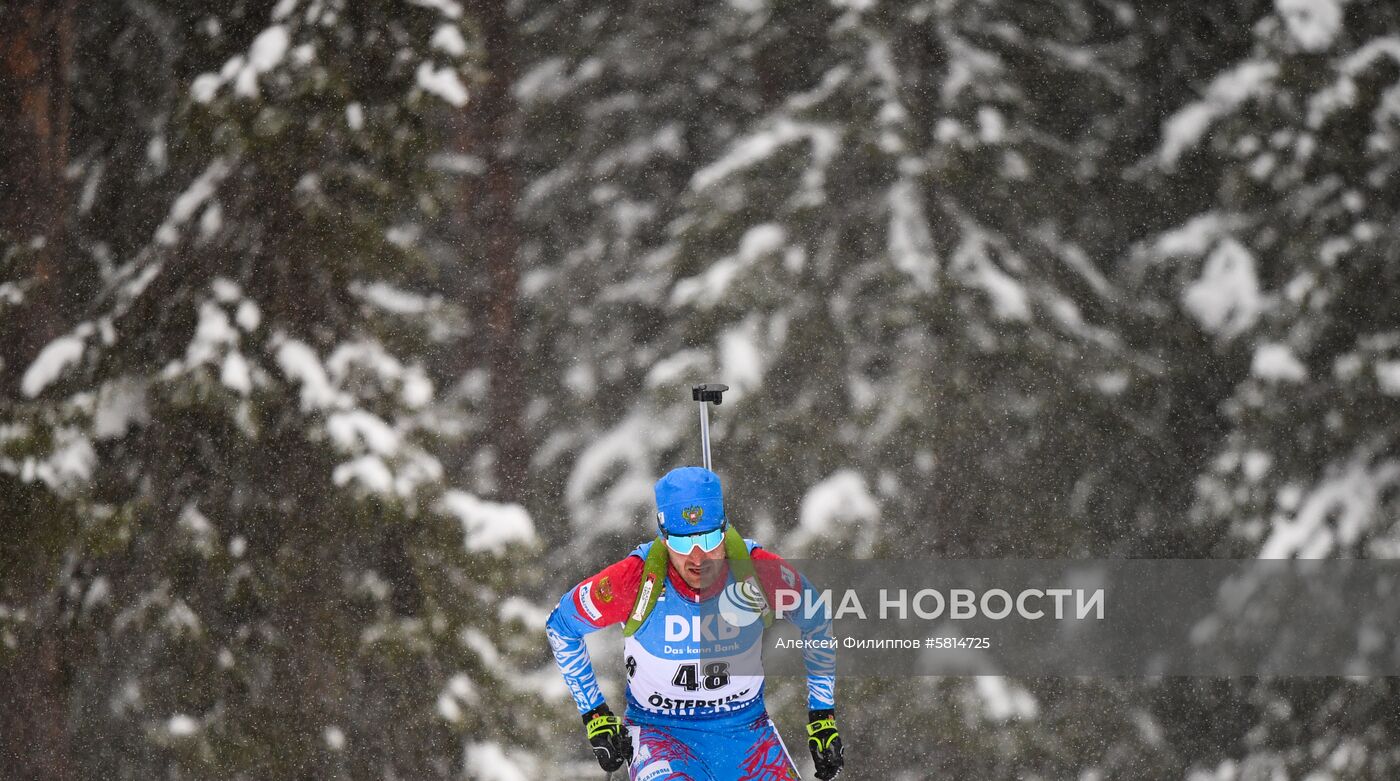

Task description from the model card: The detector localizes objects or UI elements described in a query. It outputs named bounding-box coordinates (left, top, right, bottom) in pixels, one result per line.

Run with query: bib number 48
left=671, top=662, right=729, bottom=692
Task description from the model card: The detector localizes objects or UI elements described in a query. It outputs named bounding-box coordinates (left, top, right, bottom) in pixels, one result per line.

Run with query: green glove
left=582, top=703, right=631, bottom=772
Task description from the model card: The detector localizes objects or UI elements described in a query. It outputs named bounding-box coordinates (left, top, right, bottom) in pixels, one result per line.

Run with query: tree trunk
left=0, top=625, right=73, bottom=781
left=0, top=0, right=73, bottom=391
left=459, top=0, right=528, bottom=501
left=0, top=3, right=76, bottom=780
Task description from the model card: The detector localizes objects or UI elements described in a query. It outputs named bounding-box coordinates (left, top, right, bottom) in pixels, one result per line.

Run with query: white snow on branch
left=197, top=200, right=221, bottom=240
left=691, top=119, right=841, bottom=196
left=332, top=444, right=443, bottom=500
left=1276, top=0, right=1344, bottom=53
left=1341, top=36, right=1400, bottom=74
left=190, top=73, right=221, bottom=104
left=401, top=367, right=433, bottom=409
left=1252, top=343, right=1308, bottom=382
left=1160, top=61, right=1278, bottom=168
left=437, top=692, right=464, bottom=723
left=1032, top=225, right=1116, bottom=302
left=439, top=490, right=536, bottom=554
left=789, top=470, right=882, bottom=555
left=798, top=470, right=881, bottom=535
left=0, top=282, right=23, bottom=306
left=327, top=410, right=401, bottom=456
left=416, top=62, right=469, bottom=107
left=942, top=35, right=1004, bottom=104
left=275, top=338, right=344, bottom=411
left=1153, top=214, right=1233, bottom=258
left=950, top=233, right=1030, bottom=321
left=248, top=25, right=290, bottom=73
left=271, top=0, right=298, bottom=20
left=498, top=596, right=549, bottom=629
left=719, top=317, right=767, bottom=402
left=231, top=25, right=291, bottom=97
left=211, top=278, right=240, bottom=303
left=221, top=353, right=253, bottom=395
left=1261, top=455, right=1400, bottom=558
left=94, top=377, right=150, bottom=439
left=405, top=0, right=464, bottom=20
left=319, top=338, right=434, bottom=409
left=740, top=223, right=788, bottom=257
left=888, top=178, right=938, bottom=291
left=192, top=25, right=291, bottom=102
left=236, top=300, right=260, bottom=331
left=156, top=159, right=231, bottom=246
left=444, top=672, right=479, bottom=708
left=513, top=58, right=568, bottom=105
left=671, top=259, right=742, bottom=309
left=460, top=628, right=500, bottom=667
left=431, top=24, right=468, bottom=57
left=187, top=302, right=238, bottom=366
left=323, top=726, right=346, bottom=751
left=1182, top=239, right=1262, bottom=337
left=1375, top=360, right=1400, bottom=395
left=464, top=743, right=530, bottom=781
left=566, top=414, right=660, bottom=531
left=974, top=676, right=1039, bottom=721
left=9, top=426, right=96, bottom=491
left=166, top=715, right=200, bottom=737
left=646, top=349, right=710, bottom=390
left=391, top=449, right=445, bottom=498
left=327, top=340, right=407, bottom=388
left=1307, top=37, right=1400, bottom=128
left=349, top=280, right=440, bottom=315
left=977, top=106, right=1007, bottom=144
left=671, top=224, right=787, bottom=308
left=22, top=329, right=90, bottom=397
left=163, top=598, right=203, bottom=639
left=332, top=455, right=394, bottom=494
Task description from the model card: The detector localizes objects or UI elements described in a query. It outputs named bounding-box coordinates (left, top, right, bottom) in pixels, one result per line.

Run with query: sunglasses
left=663, top=524, right=726, bottom=555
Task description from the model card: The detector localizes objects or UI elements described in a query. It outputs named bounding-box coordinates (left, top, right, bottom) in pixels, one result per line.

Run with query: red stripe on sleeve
left=571, top=554, right=645, bottom=628
left=751, top=547, right=805, bottom=613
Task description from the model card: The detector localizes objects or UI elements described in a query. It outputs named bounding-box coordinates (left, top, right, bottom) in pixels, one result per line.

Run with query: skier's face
left=667, top=541, right=727, bottom=590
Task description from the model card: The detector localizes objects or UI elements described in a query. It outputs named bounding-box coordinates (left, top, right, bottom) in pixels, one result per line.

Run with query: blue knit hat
left=654, top=466, right=726, bottom=534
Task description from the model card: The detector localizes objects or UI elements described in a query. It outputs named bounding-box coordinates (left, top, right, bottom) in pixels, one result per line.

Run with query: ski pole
left=691, top=383, right=728, bottom=470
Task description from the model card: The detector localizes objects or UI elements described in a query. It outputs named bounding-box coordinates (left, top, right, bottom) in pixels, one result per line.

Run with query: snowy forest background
left=4, top=0, right=1400, bottom=778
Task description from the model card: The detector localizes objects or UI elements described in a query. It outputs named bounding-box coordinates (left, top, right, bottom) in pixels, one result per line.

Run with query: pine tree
left=1135, top=1, right=1400, bottom=776
left=2, top=1, right=548, bottom=778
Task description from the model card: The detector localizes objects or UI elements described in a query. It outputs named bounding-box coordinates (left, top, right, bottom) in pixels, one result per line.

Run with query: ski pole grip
left=692, top=383, right=729, bottom=405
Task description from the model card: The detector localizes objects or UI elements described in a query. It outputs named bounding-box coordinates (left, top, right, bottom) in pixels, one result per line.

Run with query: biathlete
left=546, top=466, right=845, bottom=779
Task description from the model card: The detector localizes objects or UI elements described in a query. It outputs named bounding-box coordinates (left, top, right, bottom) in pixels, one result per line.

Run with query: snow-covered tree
left=1128, top=1, right=1400, bottom=777
left=2, top=2, right=548, bottom=778
left=1159, top=0, right=1400, bottom=560
left=8, top=0, right=1400, bottom=777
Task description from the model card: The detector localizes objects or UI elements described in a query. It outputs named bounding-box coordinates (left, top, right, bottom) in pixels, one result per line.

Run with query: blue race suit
left=547, top=539, right=835, bottom=780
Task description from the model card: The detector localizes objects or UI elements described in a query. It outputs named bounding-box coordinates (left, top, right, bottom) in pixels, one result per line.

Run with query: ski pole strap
left=623, top=538, right=670, bottom=637
left=722, top=526, right=773, bottom=629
